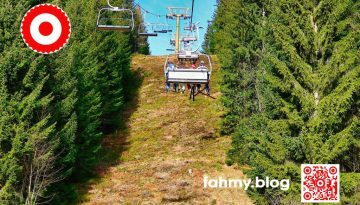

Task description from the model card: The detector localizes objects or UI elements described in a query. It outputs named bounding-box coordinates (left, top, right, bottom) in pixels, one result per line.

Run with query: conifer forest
left=0, top=0, right=359, bottom=204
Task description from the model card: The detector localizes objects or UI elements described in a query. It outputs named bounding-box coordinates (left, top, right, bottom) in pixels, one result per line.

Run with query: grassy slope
left=78, top=55, right=253, bottom=204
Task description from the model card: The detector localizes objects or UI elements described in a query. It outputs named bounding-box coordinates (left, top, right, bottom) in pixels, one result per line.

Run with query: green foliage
left=0, top=0, right=147, bottom=204
left=341, top=173, right=360, bottom=203
left=207, top=0, right=360, bottom=204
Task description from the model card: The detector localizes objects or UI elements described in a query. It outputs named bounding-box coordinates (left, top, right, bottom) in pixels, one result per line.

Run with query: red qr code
left=301, top=164, right=340, bottom=203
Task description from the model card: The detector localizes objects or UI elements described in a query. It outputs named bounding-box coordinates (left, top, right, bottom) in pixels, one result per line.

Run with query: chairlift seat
left=97, top=25, right=131, bottom=31
left=139, top=32, right=158, bottom=37
left=154, top=30, right=168, bottom=33
left=138, top=23, right=161, bottom=37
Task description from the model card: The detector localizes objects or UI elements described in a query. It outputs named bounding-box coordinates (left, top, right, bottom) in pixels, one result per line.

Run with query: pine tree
left=0, top=1, right=63, bottom=203
left=206, top=0, right=264, bottom=134
left=0, top=0, right=155, bottom=203
left=207, top=0, right=359, bottom=204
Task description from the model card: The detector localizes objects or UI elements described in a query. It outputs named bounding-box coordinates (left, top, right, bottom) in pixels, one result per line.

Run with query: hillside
left=77, top=55, right=253, bottom=204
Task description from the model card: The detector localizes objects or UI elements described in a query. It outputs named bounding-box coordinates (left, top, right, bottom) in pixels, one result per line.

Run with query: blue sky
left=136, top=0, right=217, bottom=55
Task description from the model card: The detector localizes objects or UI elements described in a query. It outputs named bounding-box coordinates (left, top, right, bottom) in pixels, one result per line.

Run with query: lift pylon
left=166, top=7, right=191, bottom=53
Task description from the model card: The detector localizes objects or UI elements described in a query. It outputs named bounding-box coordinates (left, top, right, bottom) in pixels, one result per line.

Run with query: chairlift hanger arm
left=193, top=22, right=201, bottom=52
left=107, top=0, right=119, bottom=9
left=181, top=22, right=201, bottom=52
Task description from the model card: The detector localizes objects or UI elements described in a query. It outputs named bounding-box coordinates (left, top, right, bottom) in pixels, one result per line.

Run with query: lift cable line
left=134, top=2, right=167, bottom=17
left=135, top=2, right=172, bottom=37
left=190, top=0, right=195, bottom=28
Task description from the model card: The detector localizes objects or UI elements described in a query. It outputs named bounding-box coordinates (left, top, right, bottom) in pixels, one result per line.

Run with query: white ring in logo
left=30, top=13, right=62, bottom=45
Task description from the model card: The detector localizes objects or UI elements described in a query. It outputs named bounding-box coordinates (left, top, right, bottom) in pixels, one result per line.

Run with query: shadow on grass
left=74, top=67, right=144, bottom=203
left=97, top=67, right=144, bottom=167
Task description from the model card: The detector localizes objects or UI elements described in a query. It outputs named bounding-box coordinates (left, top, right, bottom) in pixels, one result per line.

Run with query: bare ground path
left=77, top=55, right=253, bottom=205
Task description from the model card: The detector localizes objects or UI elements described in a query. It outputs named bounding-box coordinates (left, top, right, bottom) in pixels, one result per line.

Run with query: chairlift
left=97, top=0, right=135, bottom=31
left=182, top=22, right=199, bottom=42
left=138, top=13, right=170, bottom=36
left=165, top=18, right=173, bottom=32
left=164, top=54, right=213, bottom=101
left=152, top=16, right=170, bottom=33
left=177, top=23, right=201, bottom=60
left=138, top=23, right=158, bottom=37
left=154, top=23, right=169, bottom=33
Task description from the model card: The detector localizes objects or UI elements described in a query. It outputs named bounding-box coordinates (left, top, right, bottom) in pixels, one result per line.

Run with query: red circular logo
left=21, top=4, right=71, bottom=54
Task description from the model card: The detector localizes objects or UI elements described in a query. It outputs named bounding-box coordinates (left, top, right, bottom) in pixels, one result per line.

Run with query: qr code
left=301, top=164, right=340, bottom=203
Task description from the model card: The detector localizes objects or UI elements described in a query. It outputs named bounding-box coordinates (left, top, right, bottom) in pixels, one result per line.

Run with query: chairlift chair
left=179, top=22, right=202, bottom=58
left=154, top=23, right=169, bottom=33
left=164, top=54, right=213, bottom=101
left=97, top=0, right=135, bottom=31
left=164, top=18, right=173, bottom=32
left=138, top=23, right=158, bottom=37
left=152, top=16, right=170, bottom=33
left=182, top=23, right=198, bottom=42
